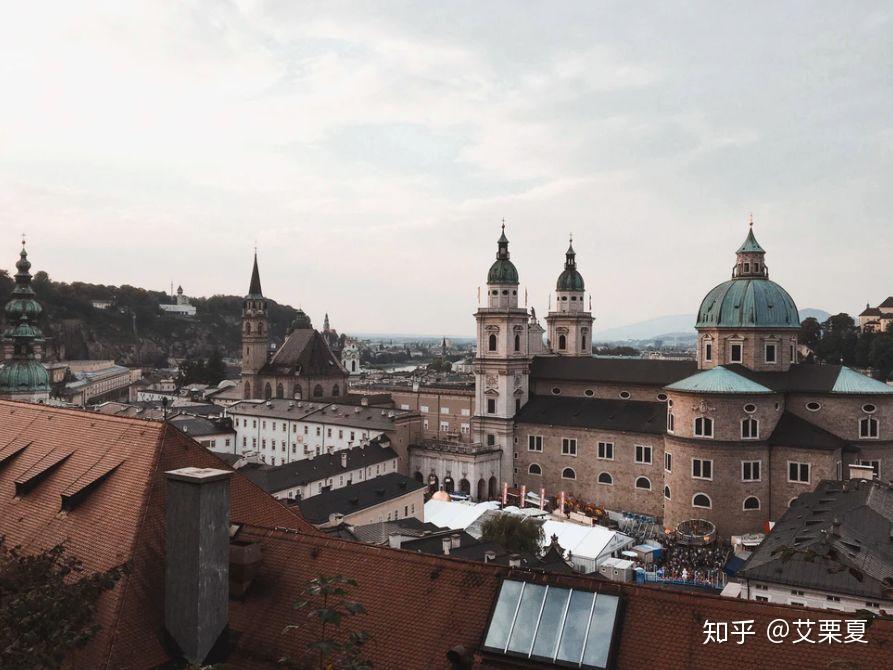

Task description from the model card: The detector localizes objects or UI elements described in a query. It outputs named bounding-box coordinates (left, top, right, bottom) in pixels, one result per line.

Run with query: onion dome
left=0, top=359, right=49, bottom=394
left=487, top=224, right=519, bottom=285
left=555, top=238, right=584, bottom=291
left=696, top=224, right=799, bottom=329
left=4, top=243, right=43, bottom=323
left=289, top=309, right=313, bottom=331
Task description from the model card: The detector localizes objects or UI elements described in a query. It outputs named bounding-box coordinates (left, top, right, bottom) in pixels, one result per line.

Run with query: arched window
left=264, top=383, right=272, bottom=400
left=561, top=467, right=576, bottom=480
left=741, top=417, right=759, bottom=439
left=244, top=382, right=251, bottom=399
left=635, top=477, right=651, bottom=490
left=313, top=384, right=323, bottom=398
left=245, top=322, right=251, bottom=334
left=332, top=384, right=340, bottom=397
left=275, top=383, right=284, bottom=398
left=293, top=385, right=301, bottom=399
left=514, top=334, right=520, bottom=352
left=258, top=322, right=264, bottom=335
left=692, top=493, right=712, bottom=509
left=558, top=334, right=567, bottom=350
left=528, top=463, right=542, bottom=475
left=488, top=334, right=497, bottom=352
left=664, top=486, right=671, bottom=499
left=597, top=472, right=613, bottom=485
left=859, top=417, right=879, bottom=439
left=743, top=496, right=760, bottom=511
left=694, top=417, right=714, bottom=438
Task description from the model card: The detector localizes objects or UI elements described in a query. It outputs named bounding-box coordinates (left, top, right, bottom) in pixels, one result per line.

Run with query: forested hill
left=0, top=268, right=301, bottom=366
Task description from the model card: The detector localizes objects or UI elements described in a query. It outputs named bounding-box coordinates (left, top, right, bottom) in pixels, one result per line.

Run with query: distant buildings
left=58, top=360, right=141, bottom=405
left=858, top=297, right=893, bottom=333
left=296, top=471, right=426, bottom=527
left=159, top=284, right=197, bottom=316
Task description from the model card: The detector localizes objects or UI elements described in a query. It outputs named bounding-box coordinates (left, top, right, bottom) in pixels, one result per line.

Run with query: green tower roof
left=696, top=278, right=799, bottom=329
left=736, top=226, right=766, bottom=254
left=487, top=224, right=519, bottom=285
left=555, top=239, right=584, bottom=291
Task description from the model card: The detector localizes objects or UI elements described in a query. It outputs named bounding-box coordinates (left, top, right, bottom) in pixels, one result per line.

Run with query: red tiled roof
left=2, top=400, right=891, bottom=670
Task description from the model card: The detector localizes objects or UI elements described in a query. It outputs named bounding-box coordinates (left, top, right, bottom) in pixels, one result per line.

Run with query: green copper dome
left=697, top=278, right=799, bottom=329
left=487, top=225, right=519, bottom=285
left=556, top=240, right=584, bottom=291
left=289, top=309, right=313, bottom=331
left=0, top=359, right=49, bottom=392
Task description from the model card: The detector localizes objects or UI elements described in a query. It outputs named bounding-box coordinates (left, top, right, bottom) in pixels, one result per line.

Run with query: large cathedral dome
left=697, top=278, right=799, bottom=329
left=696, top=224, right=799, bottom=330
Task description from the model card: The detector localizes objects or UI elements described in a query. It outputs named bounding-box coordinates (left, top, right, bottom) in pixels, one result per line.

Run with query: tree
left=799, top=317, right=821, bottom=351
left=0, top=540, right=124, bottom=669
left=205, top=349, right=227, bottom=385
left=869, top=336, right=893, bottom=381
left=480, top=514, right=544, bottom=556
left=281, top=575, right=371, bottom=670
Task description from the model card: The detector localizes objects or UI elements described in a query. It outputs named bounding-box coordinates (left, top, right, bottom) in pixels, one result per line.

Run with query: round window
left=806, top=402, right=821, bottom=412
left=619, top=391, right=631, bottom=399
left=551, top=387, right=561, bottom=395
left=584, top=389, right=594, bottom=397
left=862, top=403, right=877, bottom=414
left=667, top=399, right=673, bottom=407
left=657, top=393, right=668, bottom=402
left=743, top=403, right=756, bottom=413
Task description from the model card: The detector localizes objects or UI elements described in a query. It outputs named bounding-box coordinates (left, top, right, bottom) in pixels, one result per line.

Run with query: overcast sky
left=1, top=2, right=891, bottom=336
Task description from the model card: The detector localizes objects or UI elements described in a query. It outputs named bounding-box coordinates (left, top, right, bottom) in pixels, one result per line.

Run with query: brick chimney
left=165, top=467, right=233, bottom=665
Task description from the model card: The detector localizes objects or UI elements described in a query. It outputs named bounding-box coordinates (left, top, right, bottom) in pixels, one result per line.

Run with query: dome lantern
left=486, top=222, right=519, bottom=286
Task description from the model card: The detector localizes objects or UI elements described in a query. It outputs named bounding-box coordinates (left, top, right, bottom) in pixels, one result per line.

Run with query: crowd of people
left=652, top=537, right=731, bottom=586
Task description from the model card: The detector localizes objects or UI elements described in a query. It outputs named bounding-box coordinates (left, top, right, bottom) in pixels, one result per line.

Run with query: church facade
left=471, top=223, right=893, bottom=536
left=240, top=253, right=348, bottom=401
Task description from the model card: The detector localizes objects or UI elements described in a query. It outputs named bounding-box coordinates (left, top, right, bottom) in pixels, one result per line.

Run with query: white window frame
left=742, top=496, right=761, bottom=511
left=764, top=342, right=777, bottom=364
left=741, top=417, right=759, bottom=440
left=597, top=472, right=613, bottom=486
left=528, top=463, right=542, bottom=476
left=692, top=493, right=712, bottom=509
left=420, top=405, right=429, bottom=414
left=665, top=452, right=672, bottom=472
left=561, top=467, right=576, bottom=480
left=597, top=441, right=614, bottom=460
left=704, top=339, right=713, bottom=362
left=694, top=416, right=714, bottom=438
left=561, top=438, right=577, bottom=457
left=859, top=459, right=881, bottom=479
left=634, top=444, right=652, bottom=465
left=859, top=417, right=879, bottom=439
left=692, top=458, right=713, bottom=481
left=635, top=476, right=652, bottom=491
left=741, top=460, right=761, bottom=482
left=730, top=342, right=743, bottom=363
left=528, top=435, right=543, bottom=452
left=667, top=411, right=675, bottom=433
left=787, top=461, right=811, bottom=484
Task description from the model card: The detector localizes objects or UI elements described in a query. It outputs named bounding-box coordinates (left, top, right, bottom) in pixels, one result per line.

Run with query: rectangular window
left=765, top=343, right=777, bottom=363
left=461, top=408, right=471, bottom=416
left=461, top=423, right=470, bottom=435
left=692, top=458, right=713, bottom=480
left=420, top=405, right=429, bottom=413
left=423, top=420, right=429, bottom=430
left=304, top=425, right=309, bottom=434
left=788, top=461, right=811, bottom=484
left=338, top=430, right=343, bottom=439
left=597, top=441, right=613, bottom=460
left=635, top=445, right=652, bottom=464
left=487, top=434, right=496, bottom=446
left=316, top=427, right=321, bottom=436
left=741, top=418, right=759, bottom=439
left=487, top=398, right=496, bottom=414
left=561, top=438, right=577, bottom=456
left=730, top=343, right=743, bottom=363
left=859, top=417, right=879, bottom=439
left=742, top=460, right=761, bottom=482
left=528, top=435, right=543, bottom=452
left=704, top=342, right=713, bottom=361
left=667, top=412, right=675, bottom=432
left=441, top=407, right=449, bottom=414
left=755, top=595, right=769, bottom=603
left=400, top=403, right=410, bottom=410
left=665, top=452, right=672, bottom=472
left=439, top=421, right=449, bottom=432
left=694, top=417, right=714, bottom=438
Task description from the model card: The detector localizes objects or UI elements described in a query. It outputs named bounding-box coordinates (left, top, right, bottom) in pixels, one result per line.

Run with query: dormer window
left=743, top=262, right=750, bottom=273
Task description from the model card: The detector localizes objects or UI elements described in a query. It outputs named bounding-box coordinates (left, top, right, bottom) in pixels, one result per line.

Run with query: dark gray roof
left=515, top=395, right=666, bottom=434
left=725, top=363, right=842, bottom=393
left=297, top=473, right=426, bottom=524
left=738, top=479, right=893, bottom=600
left=768, top=412, right=847, bottom=451
left=168, top=415, right=233, bottom=438
left=239, top=441, right=398, bottom=494
left=263, top=328, right=346, bottom=378
left=349, top=517, right=442, bottom=544
left=531, top=356, right=697, bottom=386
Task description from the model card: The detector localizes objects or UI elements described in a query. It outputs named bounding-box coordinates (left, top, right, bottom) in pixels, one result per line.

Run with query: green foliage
left=799, top=316, right=821, bottom=350
left=480, top=514, right=544, bottom=556
left=281, top=575, right=372, bottom=670
left=594, top=345, right=640, bottom=357
left=178, top=349, right=227, bottom=386
left=805, top=313, right=893, bottom=379
left=0, top=539, right=125, bottom=670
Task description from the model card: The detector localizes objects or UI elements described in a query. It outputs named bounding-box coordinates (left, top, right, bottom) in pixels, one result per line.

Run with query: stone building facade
left=465, top=222, right=893, bottom=536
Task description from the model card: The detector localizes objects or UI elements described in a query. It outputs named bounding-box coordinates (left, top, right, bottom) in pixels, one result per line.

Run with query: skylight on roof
left=483, top=579, right=620, bottom=669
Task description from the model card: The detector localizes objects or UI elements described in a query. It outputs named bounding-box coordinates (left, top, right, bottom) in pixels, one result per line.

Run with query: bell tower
left=546, top=237, right=593, bottom=356
left=241, top=252, right=268, bottom=399
left=473, top=224, right=530, bottom=487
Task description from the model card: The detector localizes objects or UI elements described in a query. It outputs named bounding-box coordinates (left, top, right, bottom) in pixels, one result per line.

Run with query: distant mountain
left=596, top=309, right=830, bottom=343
